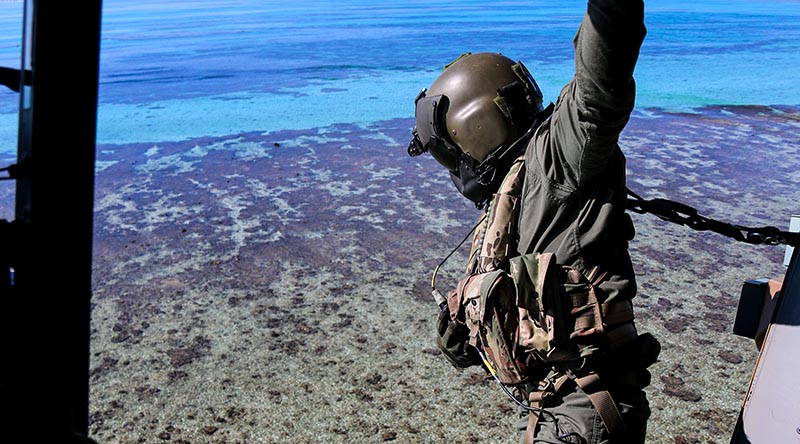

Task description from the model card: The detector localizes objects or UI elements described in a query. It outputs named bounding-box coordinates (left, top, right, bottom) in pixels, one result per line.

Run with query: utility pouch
left=435, top=302, right=482, bottom=369
left=455, top=252, right=575, bottom=385
left=510, top=252, right=580, bottom=363
left=457, top=269, right=530, bottom=385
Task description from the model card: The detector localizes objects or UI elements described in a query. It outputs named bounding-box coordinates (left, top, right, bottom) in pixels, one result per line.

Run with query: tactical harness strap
left=523, top=370, right=627, bottom=444
left=524, top=374, right=570, bottom=444
left=579, top=373, right=626, bottom=435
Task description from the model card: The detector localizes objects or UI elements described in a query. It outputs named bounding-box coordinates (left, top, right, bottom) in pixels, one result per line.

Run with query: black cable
left=431, top=213, right=487, bottom=291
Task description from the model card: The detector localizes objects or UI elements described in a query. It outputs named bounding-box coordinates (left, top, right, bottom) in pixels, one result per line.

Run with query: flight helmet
left=408, top=52, right=546, bottom=205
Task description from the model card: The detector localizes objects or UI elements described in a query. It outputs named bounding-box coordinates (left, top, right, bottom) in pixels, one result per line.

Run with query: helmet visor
left=413, top=93, right=459, bottom=171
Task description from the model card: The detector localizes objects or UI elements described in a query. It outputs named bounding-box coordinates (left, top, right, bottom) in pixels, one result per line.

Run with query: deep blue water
left=0, top=0, right=799, bottom=150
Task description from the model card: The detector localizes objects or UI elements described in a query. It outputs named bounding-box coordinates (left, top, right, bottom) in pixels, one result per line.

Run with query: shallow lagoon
left=88, top=105, right=799, bottom=443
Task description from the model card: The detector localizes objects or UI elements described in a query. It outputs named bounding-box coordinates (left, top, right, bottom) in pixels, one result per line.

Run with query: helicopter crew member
left=407, top=0, right=659, bottom=442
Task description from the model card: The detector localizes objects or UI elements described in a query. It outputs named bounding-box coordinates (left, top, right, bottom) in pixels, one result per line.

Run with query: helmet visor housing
left=410, top=93, right=460, bottom=171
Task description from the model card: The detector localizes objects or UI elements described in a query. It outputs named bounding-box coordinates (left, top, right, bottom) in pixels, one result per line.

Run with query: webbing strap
left=587, top=286, right=605, bottom=334
left=523, top=403, right=538, bottom=444
left=573, top=301, right=634, bottom=332
left=523, top=374, right=570, bottom=444
left=569, top=267, right=629, bottom=339
left=523, top=370, right=627, bottom=442
left=575, top=373, right=627, bottom=437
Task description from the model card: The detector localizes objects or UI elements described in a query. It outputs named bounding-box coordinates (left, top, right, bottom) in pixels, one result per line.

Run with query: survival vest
left=446, top=154, right=642, bottom=439
left=448, top=154, right=638, bottom=383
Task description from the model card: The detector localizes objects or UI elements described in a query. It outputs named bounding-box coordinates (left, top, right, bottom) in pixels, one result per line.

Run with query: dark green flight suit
left=515, top=0, right=651, bottom=442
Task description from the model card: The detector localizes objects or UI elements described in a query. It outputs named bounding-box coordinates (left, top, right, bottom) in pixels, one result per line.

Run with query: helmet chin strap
left=451, top=103, right=554, bottom=208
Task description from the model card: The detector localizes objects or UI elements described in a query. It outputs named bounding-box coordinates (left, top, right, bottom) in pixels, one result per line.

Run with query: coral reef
left=88, top=106, right=799, bottom=443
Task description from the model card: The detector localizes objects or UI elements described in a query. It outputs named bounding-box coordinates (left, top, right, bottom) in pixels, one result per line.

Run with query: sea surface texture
left=0, top=1, right=799, bottom=443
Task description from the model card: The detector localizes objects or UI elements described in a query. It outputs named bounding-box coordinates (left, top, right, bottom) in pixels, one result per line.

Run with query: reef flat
left=88, top=106, right=799, bottom=443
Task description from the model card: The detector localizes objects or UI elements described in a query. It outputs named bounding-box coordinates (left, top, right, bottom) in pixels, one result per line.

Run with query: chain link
left=626, top=189, right=799, bottom=247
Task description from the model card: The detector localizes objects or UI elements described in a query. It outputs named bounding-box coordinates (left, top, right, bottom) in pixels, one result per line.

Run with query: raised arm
left=548, top=0, right=646, bottom=185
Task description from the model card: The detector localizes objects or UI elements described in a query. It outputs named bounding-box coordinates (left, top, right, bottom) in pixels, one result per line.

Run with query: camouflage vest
left=448, top=155, right=637, bottom=385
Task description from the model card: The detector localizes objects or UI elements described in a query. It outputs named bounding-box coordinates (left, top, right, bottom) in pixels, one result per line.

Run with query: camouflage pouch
left=458, top=269, right=531, bottom=385
left=514, top=253, right=638, bottom=363
left=509, top=252, right=577, bottom=363
left=435, top=301, right=482, bottom=369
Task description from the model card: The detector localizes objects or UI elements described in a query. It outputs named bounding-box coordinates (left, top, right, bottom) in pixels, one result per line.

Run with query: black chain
left=626, top=188, right=800, bottom=247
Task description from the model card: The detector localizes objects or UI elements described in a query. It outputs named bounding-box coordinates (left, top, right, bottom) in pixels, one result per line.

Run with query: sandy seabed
left=87, top=106, right=800, bottom=444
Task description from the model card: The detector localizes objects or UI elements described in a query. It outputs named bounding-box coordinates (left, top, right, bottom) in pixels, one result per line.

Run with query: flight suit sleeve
left=548, top=0, right=646, bottom=186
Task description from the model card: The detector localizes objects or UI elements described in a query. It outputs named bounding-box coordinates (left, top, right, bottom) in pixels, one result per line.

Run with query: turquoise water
left=0, top=0, right=799, bottom=150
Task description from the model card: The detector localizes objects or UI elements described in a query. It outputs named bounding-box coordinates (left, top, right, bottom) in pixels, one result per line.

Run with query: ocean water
left=0, top=0, right=799, bottom=150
